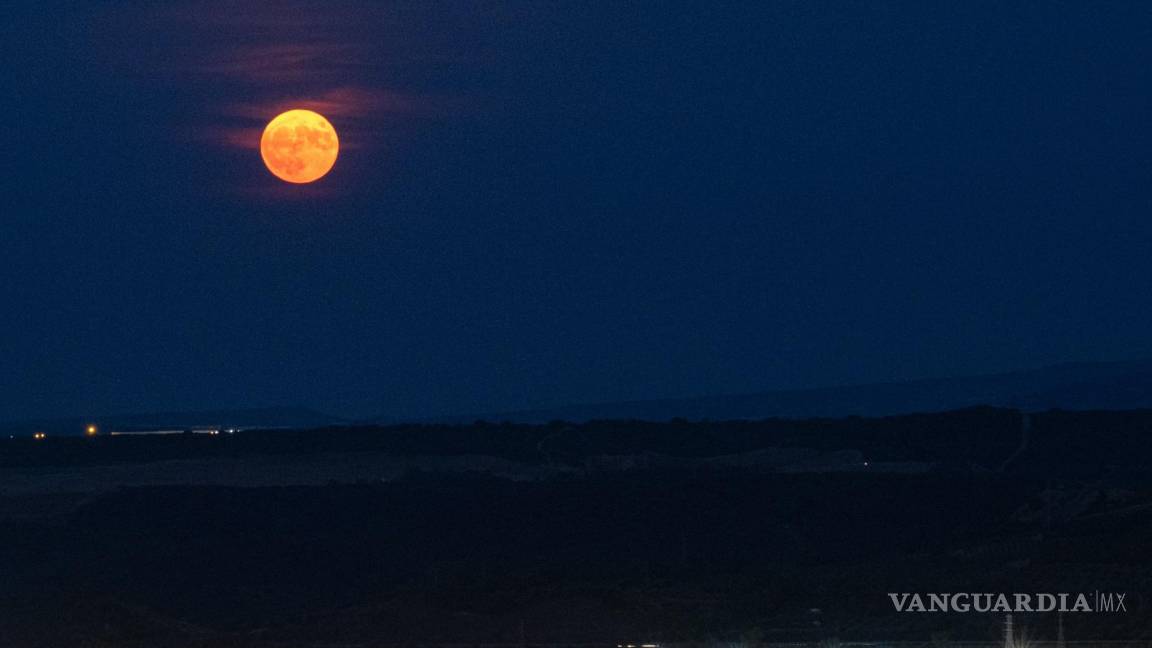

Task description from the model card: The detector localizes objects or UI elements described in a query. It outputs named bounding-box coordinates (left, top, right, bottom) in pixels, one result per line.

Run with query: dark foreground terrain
left=2, top=408, right=1152, bottom=647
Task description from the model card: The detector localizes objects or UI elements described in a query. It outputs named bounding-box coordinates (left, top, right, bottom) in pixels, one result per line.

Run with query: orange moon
left=260, top=109, right=339, bottom=184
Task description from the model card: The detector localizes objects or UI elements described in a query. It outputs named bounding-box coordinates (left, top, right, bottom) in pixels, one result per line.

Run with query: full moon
left=260, top=109, right=339, bottom=184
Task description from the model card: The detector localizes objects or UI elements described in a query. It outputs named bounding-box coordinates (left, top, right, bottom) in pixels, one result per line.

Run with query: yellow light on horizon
left=86, top=424, right=98, bottom=436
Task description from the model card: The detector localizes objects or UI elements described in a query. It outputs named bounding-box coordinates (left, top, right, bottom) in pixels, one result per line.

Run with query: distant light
left=33, top=432, right=46, bottom=440
left=85, top=424, right=98, bottom=436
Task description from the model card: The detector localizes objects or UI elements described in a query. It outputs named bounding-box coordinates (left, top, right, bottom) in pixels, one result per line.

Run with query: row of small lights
left=28, top=425, right=232, bottom=439
left=29, top=424, right=98, bottom=440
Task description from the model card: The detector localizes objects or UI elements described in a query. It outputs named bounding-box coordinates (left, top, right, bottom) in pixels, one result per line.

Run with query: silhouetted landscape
left=3, top=406, right=1152, bottom=646
left=404, top=360, right=1152, bottom=424
left=7, top=1, right=1152, bottom=646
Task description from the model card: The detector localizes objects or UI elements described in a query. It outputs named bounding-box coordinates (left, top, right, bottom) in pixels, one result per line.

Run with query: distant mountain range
left=407, top=359, right=1152, bottom=423
left=12, top=360, right=1152, bottom=437
left=0, top=407, right=338, bottom=437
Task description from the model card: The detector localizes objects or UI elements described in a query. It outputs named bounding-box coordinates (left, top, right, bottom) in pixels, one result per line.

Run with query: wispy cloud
left=190, top=43, right=372, bottom=84
left=221, top=87, right=417, bottom=123
left=88, top=0, right=458, bottom=170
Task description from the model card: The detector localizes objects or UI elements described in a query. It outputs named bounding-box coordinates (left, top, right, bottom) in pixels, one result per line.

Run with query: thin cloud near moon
left=91, top=7, right=407, bottom=125
left=203, top=87, right=417, bottom=155
left=85, top=0, right=486, bottom=195
left=191, top=44, right=372, bottom=84
left=223, top=87, right=417, bottom=123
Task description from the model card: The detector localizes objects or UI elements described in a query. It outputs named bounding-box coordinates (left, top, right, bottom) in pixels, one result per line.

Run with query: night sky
left=2, top=2, right=1152, bottom=421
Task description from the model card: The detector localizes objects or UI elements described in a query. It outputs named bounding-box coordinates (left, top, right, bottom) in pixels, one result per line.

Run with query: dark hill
left=408, top=359, right=1152, bottom=423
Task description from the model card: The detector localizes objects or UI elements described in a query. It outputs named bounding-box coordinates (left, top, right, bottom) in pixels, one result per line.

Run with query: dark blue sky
left=2, top=1, right=1151, bottom=420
